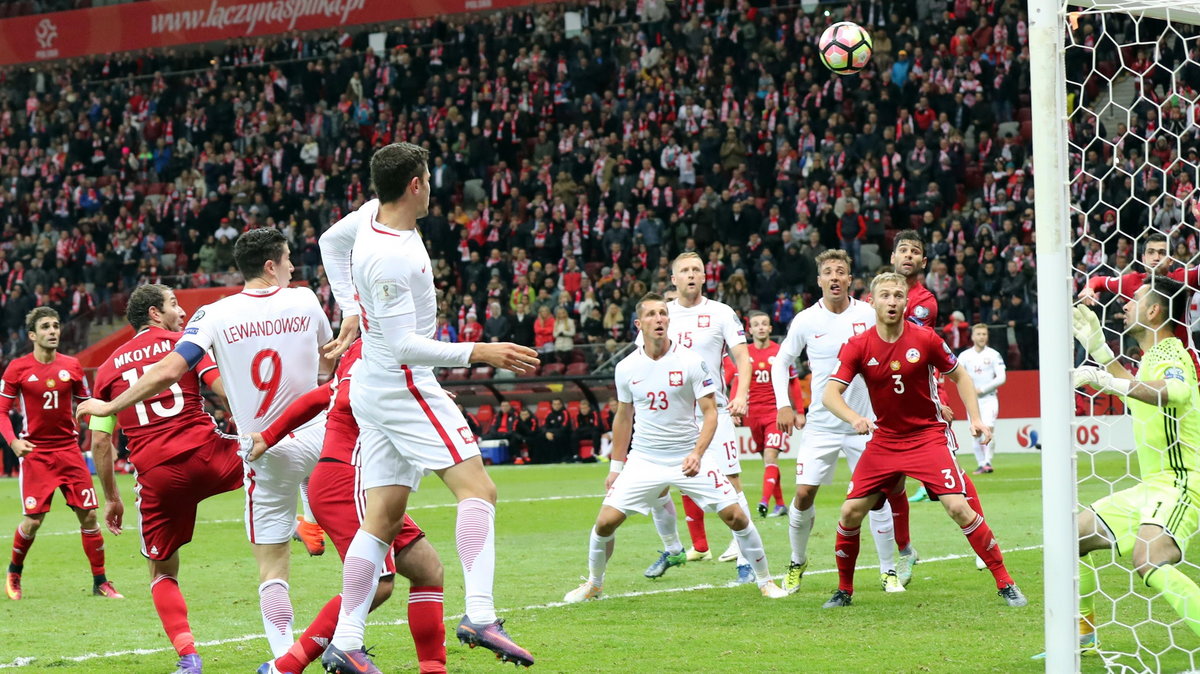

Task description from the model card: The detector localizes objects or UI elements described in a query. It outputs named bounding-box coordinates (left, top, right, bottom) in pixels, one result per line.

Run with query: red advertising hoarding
left=0, top=0, right=537, bottom=67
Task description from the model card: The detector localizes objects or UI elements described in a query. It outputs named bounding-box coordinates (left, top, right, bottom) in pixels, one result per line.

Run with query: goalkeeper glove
left=1072, top=365, right=1130, bottom=396
left=1072, top=305, right=1116, bottom=366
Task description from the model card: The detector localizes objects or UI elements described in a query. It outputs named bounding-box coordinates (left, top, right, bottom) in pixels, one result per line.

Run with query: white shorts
left=701, top=410, right=741, bottom=476
left=603, top=452, right=739, bottom=516
left=977, top=396, right=999, bottom=428
left=244, top=419, right=323, bottom=544
left=352, top=367, right=480, bottom=491
left=794, top=427, right=869, bottom=487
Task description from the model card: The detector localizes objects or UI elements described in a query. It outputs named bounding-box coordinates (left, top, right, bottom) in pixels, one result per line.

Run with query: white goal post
left=1033, top=1, right=1200, bottom=670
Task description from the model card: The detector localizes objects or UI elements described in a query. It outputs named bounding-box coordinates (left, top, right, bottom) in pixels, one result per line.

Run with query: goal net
left=1036, top=0, right=1200, bottom=671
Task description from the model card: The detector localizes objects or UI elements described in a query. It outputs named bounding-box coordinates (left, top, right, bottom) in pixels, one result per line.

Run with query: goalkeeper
left=1071, top=275, right=1200, bottom=652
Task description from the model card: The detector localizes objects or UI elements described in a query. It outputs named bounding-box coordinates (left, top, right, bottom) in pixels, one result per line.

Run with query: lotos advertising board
left=0, top=0, right=544, bottom=66
left=732, top=416, right=1133, bottom=460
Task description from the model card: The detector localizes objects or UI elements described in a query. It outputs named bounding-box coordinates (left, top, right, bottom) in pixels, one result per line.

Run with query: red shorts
left=746, top=414, right=785, bottom=453
left=308, top=457, right=424, bottom=575
left=135, top=434, right=244, bottom=561
left=846, top=435, right=966, bottom=501
left=19, top=449, right=96, bottom=516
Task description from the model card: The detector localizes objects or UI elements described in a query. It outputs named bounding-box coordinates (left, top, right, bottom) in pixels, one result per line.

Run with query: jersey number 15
left=121, top=368, right=184, bottom=425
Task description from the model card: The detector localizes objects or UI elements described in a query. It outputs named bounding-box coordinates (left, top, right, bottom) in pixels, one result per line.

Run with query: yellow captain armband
left=89, top=415, right=116, bottom=435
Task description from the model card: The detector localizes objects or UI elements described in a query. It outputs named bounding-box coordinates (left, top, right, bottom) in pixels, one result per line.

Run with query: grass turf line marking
left=0, top=545, right=1042, bottom=668
left=32, top=493, right=609, bottom=537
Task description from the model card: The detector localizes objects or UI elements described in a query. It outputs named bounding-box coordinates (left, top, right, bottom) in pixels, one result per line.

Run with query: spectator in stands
left=435, top=313, right=458, bottom=343
left=602, top=303, right=625, bottom=342
left=599, top=396, right=618, bottom=459
left=1005, top=294, right=1038, bottom=367
left=552, top=306, right=577, bottom=363
left=483, top=301, right=511, bottom=343
left=942, top=311, right=971, bottom=351
left=461, top=310, right=484, bottom=343
left=510, top=297, right=536, bottom=348
left=533, top=305, right=555, bottom=354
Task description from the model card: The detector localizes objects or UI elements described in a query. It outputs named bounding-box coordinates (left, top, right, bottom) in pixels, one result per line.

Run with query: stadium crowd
left=0, top=0, right=1058, bottom=370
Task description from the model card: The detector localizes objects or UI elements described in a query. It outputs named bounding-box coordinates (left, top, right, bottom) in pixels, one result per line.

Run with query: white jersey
left=956, top=346, right=1006, bottom=399
left=180, top=286, right=332, bottom=434
left=636, top=297, right=745, bottom=407
left=320, top=199, right=474, bottom=381
left=772, top=298, right=875, bottom=433
left=615, top=342, right=717, bottom=461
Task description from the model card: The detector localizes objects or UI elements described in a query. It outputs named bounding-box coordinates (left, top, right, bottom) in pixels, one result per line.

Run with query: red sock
left=835, top=523, right=861, bottom=594
left=772, top=468, right=785, bottom=507
left=886, top=491, right=911, bottom=550
left=963, top=474, right=986, bottom=517
left=408, top=586, right=446, bottom=673
left=80, top=528, right=105, bottom=576
left=681, top=495, right=708, bottom=553
left=151, top=576, right=196, bottom=657
left=10, top=525, right=33, bottom=570
left=962, top=514, right=1012, bottom=588
left=761, top=464, right=780, bottom=507
left=275, top=594, right=340, bottom=673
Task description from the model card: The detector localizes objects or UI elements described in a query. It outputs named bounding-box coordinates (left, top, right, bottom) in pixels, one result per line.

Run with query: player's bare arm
left=605, top=401, right=634, bottom=490
left=76, top=351, right=189, bottom=421
left=89, top=425, right=123, bottom=535
left=727, top=343, right=751, bottom=418
left=470, top=342, right=540, bottom=374
left=323, top=314, right=360, bottom=359
left=823, top=379, right=875, bottom=434
left=683, top=393, right=718, bottom=477
left=946, top=365, right=990, bottom=446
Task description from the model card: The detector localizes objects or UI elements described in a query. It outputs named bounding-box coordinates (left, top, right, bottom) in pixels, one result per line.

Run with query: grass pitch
left=0, top=452, right=1193, bottom=672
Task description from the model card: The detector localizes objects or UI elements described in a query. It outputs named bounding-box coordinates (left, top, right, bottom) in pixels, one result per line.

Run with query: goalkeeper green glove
left=1072, top=305, right=1116, bottom=366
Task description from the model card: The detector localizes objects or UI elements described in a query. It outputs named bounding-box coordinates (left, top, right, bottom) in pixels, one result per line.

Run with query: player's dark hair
left=371, top=142, right=430, bottom=204
left=24, top=306, right=58, bottom=334
left=234, top=228, right=289, bottom=281
left=893, top=229, right=925, bottom=254
left=747, top=310, right=769, bottom=322
left=127, top=284, right=171, bottom=331
left=636, top=292, right=666, bottom=317
left=1146, top=275, right=1189, bottom=326
left=1145, top=232, right=1168, bottom=247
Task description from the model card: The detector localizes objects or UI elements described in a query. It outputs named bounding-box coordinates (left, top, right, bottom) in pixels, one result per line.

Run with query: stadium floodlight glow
left=1036, top=0, right=1200, bottom=670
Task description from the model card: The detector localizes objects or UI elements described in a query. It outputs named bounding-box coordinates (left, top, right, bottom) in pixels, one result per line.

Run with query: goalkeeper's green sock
left=1079, top=553, right=1097, bottom=636
left=1145, top=563, right=1200, bottom=637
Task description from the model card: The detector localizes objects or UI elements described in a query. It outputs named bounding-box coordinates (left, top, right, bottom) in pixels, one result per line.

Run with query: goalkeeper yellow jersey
left=1128, top=337, right=1200, bottom=486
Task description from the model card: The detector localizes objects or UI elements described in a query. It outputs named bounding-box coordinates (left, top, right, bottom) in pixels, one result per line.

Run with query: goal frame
left=1028, top=0, right=1078, bottom=670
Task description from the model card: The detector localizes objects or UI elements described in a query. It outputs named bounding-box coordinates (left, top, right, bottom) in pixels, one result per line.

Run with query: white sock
left=299, top=477, right=316, bottom=522
left=984, top=437, right=995, bottom=465
left=732, top=522, right=770, bottom=587
left=588, top=528, right=614, bottom=586
left=789, top=504, right=815, bottom=565
left=972, top=439, right=986, bottom=470
left=734, top=491, right=752, bottom=565
left=330, top=530, right=389, bottom=651
left=649, top=494, right=683, bottom=554
left=457, top=498, right=498, bottom=624
left=258, top=579, right=294, bottom=658
left=868, top=503, right=897, bottom=574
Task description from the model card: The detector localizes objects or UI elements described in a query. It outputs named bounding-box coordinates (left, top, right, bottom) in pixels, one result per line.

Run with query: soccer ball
left=818, top=21, right=873, bottom=75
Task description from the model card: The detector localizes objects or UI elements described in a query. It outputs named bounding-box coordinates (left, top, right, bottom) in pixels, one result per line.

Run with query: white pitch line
left=0, top=545, right=1043, bottom=668
left=30, top=493, right=608, bottom=537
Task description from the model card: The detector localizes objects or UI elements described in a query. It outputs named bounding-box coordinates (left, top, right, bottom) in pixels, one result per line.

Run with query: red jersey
left=723, top=342, right=797, bottom=416
left=0, top=352, right=90, bottom=451
left=830, top=323, right=959, bottom=448
left=262, top=341, right=362, bottom=464
left=1088, top=266, right=1200, bottom=369
left=904, top=280, right=938, bottom=327
left=93, top=326, right=224, bottom=471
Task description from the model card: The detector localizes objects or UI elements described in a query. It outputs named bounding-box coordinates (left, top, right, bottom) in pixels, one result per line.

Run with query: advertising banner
left=0, top=0, right=539, bottom=66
